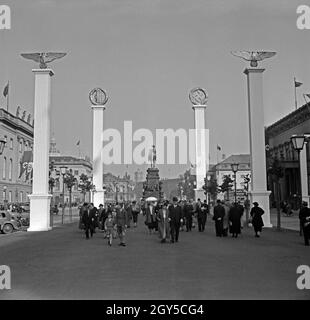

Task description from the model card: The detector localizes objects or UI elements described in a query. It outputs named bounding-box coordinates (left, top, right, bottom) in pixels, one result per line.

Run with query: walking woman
left=157, top=201, right=170, bottom=243
left=250, top=202, right=264, bottom=237
left=228, top=202, right=243, bottom=238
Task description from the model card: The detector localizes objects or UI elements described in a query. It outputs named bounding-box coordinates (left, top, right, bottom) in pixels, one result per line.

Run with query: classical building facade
left=49, top=138, right=93, bottom=205
left=214, top=154, right=251, bottom=203
left=0, top=107, right=34, bottom=205
left=103, top=172, right=136, bottom=203
left=266, top=102, right=310, bottom=207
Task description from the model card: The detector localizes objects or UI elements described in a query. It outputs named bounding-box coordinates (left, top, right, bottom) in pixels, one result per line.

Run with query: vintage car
left=0, top=213, right=20, bottom=234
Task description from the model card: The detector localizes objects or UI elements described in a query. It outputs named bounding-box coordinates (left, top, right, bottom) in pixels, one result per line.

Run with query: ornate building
left=103, top=172, right=136, bottom=203
left=266, top=102, right=310, bottom=206
left=0, top=107, right=34, bottom=205
left=49, top=138, right=93, bottom=205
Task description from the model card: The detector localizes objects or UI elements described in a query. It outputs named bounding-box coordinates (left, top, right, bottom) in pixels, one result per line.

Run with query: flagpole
left=294, top=77, right=297, bottom=110
left=6, top=81, right=9, bottom=112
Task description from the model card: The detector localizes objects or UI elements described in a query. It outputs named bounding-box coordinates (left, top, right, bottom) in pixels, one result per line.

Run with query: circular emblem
left=189, top=88, right=208, bottom=106
left=89, top=88, right=108, bottom=105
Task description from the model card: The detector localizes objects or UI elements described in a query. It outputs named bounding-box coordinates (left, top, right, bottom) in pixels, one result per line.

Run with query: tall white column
left=192, top=105, right=209, bottom=201
left=300, top=143, right=310, bottom=204
left=92, top=105, right=105, bottom=207
left=28, top=69, right=53, bottom=231
left=244, top=68, right=272, bottom=227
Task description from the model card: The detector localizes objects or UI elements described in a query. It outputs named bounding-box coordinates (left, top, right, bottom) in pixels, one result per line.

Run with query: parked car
left=0, top=213, right=20, bottom=234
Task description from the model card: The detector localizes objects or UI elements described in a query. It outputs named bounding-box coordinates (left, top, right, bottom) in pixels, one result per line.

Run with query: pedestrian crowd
left=75, top=195, right=308, bottom=248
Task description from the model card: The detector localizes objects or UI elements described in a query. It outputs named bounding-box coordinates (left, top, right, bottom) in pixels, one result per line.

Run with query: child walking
left=104, top=213, right=115, bottom=246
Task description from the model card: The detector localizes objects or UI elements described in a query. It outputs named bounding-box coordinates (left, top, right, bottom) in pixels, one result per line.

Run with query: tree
left=219, top=175, right=234, bottom=201
left=64, top=171, right=77, bottom=222
left=78, top=173, right=95, bottom=202
left=267, top=157, right=284, bottom=230
left=203, top=175, right=218, bottom=203
left=178, top=169, right=196, bottom=200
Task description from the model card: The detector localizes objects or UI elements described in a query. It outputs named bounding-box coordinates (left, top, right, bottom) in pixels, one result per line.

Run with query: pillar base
left=249, top=190, right=272, bottom=228
left=92, top=190, right=105, bottom=208
left=302, top=196, right=310, bottom=205
left=194, top=189, right=206, bottom=202
left=28, top=194, right=52, bottom=231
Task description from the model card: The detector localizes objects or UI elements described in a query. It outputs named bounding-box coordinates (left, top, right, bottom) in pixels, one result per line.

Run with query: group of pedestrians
left=212, top=200, right=264, bottom=238
left=142, top=197, right=209, bottom=243
left=79, top=201, right=137, bottom=246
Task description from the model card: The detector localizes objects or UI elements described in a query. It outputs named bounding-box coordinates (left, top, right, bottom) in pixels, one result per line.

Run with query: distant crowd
left=75, top=196, right=310, bottom=248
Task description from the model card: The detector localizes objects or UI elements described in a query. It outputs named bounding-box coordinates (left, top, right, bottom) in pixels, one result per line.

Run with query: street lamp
left=0, top=138, right=6, bottom=155
left=290, top=134, right=306, bottom=235
left=207, top=174, right=211, bottom=205
left=60, top=166, right=68, bottom=224
left=231, top=163, right=239, bottom=204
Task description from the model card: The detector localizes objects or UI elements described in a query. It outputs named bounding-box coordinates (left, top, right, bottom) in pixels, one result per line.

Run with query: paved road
left=0, top=215, right=309, bottom=300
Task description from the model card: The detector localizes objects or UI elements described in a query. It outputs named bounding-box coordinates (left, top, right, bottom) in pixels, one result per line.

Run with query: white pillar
left=28, top=69, right=53, bottom=231
left=192, top=105, right=209, bottom=201
left=300, top=143, right=310, bottom=204
left=244, top=68, right=272, bottom=227
left=92, top=105, right=105, bottom=207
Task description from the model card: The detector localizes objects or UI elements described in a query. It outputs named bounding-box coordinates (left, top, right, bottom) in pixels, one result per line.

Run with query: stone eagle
left=20, top=52, right=67, bottom=69
left=231, top=51, right=276, bottom=67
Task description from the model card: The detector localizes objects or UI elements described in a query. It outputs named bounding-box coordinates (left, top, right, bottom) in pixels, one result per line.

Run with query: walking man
left=213, top=199, right=225, bottom=237
left=82, top=203, right=96, bottom=239
left=115, top=203, right=128, bottom=247
left=299, top=201, right=310, bottom=246
left=168, top=197, right=183, bottom=243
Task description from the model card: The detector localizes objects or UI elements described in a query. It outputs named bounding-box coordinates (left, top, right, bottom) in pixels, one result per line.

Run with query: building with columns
left=49, top=138, right=92, bottom=205
left=0, top=107, right=34, bottom=206
left=266, top=102, right=310, bottom=208
left=213, top=154, right=251, bottom=203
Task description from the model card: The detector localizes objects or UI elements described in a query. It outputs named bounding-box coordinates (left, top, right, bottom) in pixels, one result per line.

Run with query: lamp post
left=290, top=134, right=306, bottom=235
left=207, top=174, right=211, bottom=205
left=231, top=163, right=239, bottom=204
left=60, top=166, right=68, bottom=224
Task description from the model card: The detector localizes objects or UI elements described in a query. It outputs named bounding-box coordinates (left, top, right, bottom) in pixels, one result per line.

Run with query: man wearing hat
left=168, top=197, right=183, bottom=243
left=299, top=201, right=310, bottom=246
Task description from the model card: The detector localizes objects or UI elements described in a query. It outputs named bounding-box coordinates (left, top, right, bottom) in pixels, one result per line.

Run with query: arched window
left=3, top=157, right=6, bottom=179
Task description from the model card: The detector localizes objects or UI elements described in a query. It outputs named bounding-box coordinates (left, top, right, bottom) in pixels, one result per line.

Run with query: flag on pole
left=3, top=82, right=9, bottom=97
left=76, top=140, right=80, bottom=146
left=304, top=93, right=310, bottom=100
left=217, top=145, right=221, bottom=151
left=294, top=80, right=303, bottom=87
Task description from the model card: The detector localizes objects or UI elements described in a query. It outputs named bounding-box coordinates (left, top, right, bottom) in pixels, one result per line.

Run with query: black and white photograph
left=0, top=0, right=309, bottom=306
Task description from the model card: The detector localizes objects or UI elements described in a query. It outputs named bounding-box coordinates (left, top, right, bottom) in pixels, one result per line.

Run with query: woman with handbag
left=250, top=202, right=264, bottom=238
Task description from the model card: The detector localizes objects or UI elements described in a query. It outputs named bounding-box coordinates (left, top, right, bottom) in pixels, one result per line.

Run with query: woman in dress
left=157, top=201, right=170, bottom=243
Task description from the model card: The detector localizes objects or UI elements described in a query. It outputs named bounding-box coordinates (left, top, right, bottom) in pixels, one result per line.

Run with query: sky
left=1, top=0, right=310, bottom=179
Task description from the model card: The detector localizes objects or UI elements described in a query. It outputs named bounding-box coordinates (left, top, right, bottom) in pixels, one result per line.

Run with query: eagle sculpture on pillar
left=20, top=52, right=67, bottom=69
left=231, top=51, right=276, bottom=67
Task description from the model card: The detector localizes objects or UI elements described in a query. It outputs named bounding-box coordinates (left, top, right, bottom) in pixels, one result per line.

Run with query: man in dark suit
left=82, top=203, right=97, bottom=239
left=299, top=201, right=310, bottom=246
left=168, top=197, right=183, bottom=243
left=213, top=199, right=225, bottom=237
left=183, top=200, right=194, bottom=232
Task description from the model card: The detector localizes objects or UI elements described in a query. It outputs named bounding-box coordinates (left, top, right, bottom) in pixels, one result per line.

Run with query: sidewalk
left=270, top=208, right=300, bottom=231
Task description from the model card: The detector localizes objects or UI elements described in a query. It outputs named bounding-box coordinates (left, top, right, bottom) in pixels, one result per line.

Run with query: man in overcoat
left=168, top=197, right=183, bottom=243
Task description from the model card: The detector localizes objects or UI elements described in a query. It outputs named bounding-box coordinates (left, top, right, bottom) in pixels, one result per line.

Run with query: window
left=10, top=138, right=13, bottom=150
left=9, top=159, right=12, bottom=180
left=19, top=140, right=22, bottom=153
left=8, top=191, right=12, bottom=203
left=20, top=191, right=23, bottom=202
left=3, top=157, right=6, bottom=179
left=2, top=190, right=6, bottom=201
left=74, top=170, right=79, bottom=176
